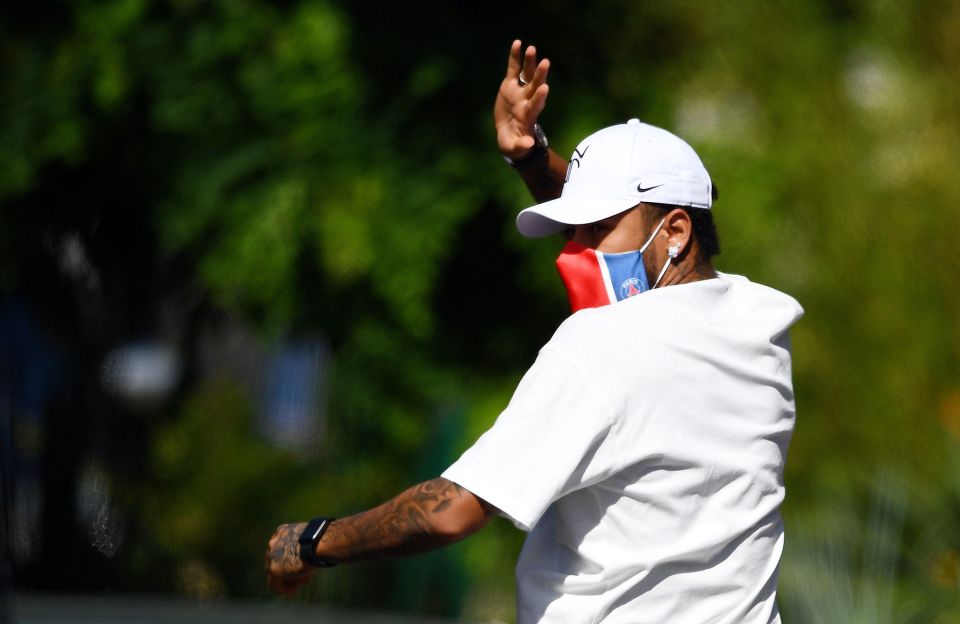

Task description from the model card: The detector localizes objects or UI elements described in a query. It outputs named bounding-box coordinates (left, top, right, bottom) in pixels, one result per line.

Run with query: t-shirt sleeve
left=441, top=346, right=620, bottom=531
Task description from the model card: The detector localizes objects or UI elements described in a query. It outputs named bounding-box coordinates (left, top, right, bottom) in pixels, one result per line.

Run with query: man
left=266, top=41, right=803, bottom=624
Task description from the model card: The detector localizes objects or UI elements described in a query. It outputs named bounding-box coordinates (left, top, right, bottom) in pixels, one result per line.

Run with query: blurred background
left=2, top=1, right=960, bottom=622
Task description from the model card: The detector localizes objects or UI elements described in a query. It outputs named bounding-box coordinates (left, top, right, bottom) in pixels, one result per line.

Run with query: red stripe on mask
left=555, top=241, right=613, bottom=312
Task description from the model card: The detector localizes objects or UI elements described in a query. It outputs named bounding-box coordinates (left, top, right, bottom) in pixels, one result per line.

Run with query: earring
left=668, top=243, right=681, bottom=259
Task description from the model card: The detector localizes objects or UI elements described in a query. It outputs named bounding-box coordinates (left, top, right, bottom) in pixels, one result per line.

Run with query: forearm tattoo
left=319, top=477, right=475, bottom=564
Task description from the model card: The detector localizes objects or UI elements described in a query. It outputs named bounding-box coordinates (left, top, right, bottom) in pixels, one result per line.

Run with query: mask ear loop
left=651, top=257, right=671, bottom=289
left=640, top=218, right=678, bottom=290
left=638, top=218, right=665, bottom=254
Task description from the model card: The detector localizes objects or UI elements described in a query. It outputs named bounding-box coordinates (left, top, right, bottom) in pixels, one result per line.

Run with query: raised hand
left=494, top=40, right=551, bottom=160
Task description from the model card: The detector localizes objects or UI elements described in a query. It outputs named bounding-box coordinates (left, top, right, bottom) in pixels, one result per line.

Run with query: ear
left=663, top=208, right=693, bottom=258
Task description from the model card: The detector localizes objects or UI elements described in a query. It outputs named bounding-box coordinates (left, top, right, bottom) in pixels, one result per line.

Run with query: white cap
left=516, top=119, right=713, bottom=238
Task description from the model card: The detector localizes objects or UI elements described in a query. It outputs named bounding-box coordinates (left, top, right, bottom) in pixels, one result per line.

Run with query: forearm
left=516, top=148, right=568, bottom=203
left=314, top=477, right=493, bottom=564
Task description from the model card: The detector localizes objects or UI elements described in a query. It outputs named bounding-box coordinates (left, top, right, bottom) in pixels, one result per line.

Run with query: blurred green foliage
left=3, top=0, right=960, bottom=621
left=141, top=379, right=304, bottom=595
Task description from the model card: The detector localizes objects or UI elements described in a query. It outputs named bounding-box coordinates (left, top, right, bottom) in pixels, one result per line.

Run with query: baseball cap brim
left=516, top=196, right=640, bottom=238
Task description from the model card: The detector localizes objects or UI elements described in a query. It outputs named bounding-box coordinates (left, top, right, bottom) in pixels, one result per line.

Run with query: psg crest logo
left=619, top=278, right=644, bottom=299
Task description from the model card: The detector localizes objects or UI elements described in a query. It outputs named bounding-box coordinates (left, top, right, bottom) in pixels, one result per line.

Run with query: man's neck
left=659, top=259, right=717, bottom=288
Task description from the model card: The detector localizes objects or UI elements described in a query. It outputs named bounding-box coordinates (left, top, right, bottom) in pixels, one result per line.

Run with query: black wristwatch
left=299, top=517, right=337, bottom=568
left=503, top=123, right=549, bottom=168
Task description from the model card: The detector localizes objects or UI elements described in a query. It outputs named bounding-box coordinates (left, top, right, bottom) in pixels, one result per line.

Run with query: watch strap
left=298, top=517, right=337, bottom=567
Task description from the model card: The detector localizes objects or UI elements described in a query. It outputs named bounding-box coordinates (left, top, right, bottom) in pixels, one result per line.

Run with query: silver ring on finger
left=518, top=74, right=529, bottom=86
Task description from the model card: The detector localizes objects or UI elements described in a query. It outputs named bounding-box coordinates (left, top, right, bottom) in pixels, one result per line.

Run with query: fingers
left=528, top=83, right=550, bottom=119
left=266, top=545, right=315, bottom=596
left=507, top=40, right=550, bottom=86
left=506, top=39, right=521, bottom=79
left=521, top=45, right=538, bottom=84
left=265, top=522, right=315, bottom=595
left=530, top=58, right=550, bottom=90
left=267, top=571, right=304, bottom=596
left=268, top=572, right=312, bottom=596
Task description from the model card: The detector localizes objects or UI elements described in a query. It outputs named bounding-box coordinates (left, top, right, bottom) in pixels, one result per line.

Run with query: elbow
left=430, top=513, right=486, bottom=544
left=429, top=497, right=496, bottom=543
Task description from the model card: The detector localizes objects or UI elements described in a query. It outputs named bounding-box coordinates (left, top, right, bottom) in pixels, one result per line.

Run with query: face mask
left=555, top=218, right=670, bottom=313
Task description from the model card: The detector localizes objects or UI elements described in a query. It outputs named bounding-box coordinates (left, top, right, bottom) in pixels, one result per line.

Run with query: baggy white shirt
left=443, top=273, right=803, bottom=623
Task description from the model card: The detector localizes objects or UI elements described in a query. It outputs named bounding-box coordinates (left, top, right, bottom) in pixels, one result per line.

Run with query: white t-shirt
left=442, top=273, right=803, bottom=624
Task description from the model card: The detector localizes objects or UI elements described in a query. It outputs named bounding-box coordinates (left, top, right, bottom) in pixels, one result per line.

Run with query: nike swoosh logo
left=637, top=183, right=663, bottom=193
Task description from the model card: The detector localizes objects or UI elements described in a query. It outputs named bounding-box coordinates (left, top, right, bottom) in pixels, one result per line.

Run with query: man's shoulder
left=545, top=273, right=802, bottom=357
left=543, top=299, right=666, bottom=364
left=714, top=272, right=804, bottom=325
